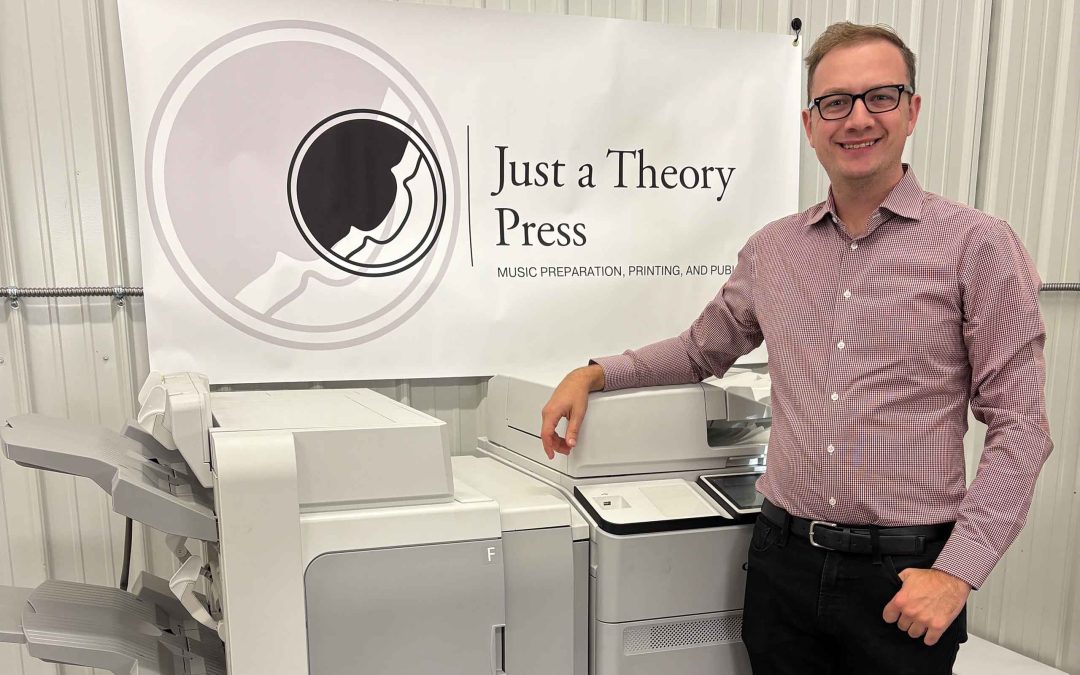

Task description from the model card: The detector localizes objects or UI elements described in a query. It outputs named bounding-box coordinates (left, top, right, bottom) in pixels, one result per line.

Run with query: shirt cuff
left=589, top=354, right=638, bottom=391
left=932, top=531, right=1000, bottom=590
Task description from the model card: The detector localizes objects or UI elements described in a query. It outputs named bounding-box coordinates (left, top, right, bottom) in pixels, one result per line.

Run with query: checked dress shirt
left=594, top=167, right=1053, bottom=589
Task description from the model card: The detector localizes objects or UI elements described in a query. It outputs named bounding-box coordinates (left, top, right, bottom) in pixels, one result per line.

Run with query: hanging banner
left=119, top=0, right=800, bottom=382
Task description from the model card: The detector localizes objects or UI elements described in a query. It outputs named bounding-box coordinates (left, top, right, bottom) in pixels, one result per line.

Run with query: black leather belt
left=761, top=499, right=953, bottom=556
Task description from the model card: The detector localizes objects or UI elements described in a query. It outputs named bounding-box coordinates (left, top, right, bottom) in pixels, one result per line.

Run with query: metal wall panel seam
left=902, top=1, right=921, bottom=181
left=941, top=1, right=960, bottom=200
left=915, top=0, right=941, bottom=195
left=84, top=0, right=142, bottom=417
left=974, top=0, right=1009, bottom=214
left=1001, top=0, right=1030, bottom=238
left=966, top=0, right=992, bottom=204
left=1032, top=1, right=1071, bottom=281
left=1024, top=0, right=1055, bottom=270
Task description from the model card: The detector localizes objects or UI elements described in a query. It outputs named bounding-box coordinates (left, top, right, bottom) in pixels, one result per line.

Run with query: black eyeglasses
left=808, top=84, right=912, bottom=121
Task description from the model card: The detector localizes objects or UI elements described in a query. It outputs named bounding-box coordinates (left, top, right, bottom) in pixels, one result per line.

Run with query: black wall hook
left=791, top=17, right=803, bottom=46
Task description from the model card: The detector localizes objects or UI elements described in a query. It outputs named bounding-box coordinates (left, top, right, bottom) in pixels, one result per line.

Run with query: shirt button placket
left=826, top=233, right=861, bottom=515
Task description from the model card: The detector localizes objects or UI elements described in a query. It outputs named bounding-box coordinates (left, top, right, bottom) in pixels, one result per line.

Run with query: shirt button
left=837, top=341, right=845, bottom=349
left=850, top=242, right=859, bottom=250
left=830, top=392, right=839, bottom=401
left=829, top=498, right=837, bottom=507
left=827, top=444, right=835, bottom=454
left=843, top=289, right=851, bottom=299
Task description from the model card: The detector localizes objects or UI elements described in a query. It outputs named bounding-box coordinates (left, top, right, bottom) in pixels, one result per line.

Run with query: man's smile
left=838, top=138, right=881, bottom=150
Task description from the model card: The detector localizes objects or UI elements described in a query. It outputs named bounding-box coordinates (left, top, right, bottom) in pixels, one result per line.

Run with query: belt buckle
left=808, top=520, right=838, bottom=549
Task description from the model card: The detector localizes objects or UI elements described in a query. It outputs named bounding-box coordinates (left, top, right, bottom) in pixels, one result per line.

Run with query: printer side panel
left=212, top=429, right=309, bottom=675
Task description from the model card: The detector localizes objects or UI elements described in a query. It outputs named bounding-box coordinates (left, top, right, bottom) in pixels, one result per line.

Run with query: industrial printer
left=478, top=369, right=771, bottom=675
left=0, top=367, right=770, bottom=674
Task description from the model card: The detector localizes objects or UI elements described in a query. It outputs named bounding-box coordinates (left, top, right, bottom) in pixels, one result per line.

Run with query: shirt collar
left=807, top=165, right=925, bottom=228
left=878, top=165, right=924, bottom=221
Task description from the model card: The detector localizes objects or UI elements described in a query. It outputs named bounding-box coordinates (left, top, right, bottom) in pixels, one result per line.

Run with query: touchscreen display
left=703, top=473, right=763, bottom=511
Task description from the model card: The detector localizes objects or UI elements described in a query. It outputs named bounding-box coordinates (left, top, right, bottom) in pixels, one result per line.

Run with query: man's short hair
left=804, top=22, right=917, bottom=101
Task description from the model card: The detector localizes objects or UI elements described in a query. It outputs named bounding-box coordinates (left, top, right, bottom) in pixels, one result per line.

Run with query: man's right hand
left=540, top=365, right=605, bottom=459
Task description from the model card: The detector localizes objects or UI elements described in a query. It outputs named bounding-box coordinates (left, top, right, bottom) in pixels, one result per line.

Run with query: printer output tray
left=1, top=414, right=217, bottom=541
left=0, top=575, right=225, bottom=675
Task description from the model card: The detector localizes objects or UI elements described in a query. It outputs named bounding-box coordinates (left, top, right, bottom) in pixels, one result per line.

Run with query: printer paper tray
left=1, top=414, right=217, bottom=541
left=0, top=575, right=225, bottom=675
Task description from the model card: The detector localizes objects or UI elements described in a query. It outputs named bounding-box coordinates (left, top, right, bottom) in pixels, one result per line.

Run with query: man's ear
left=906, top=93, right=922, bottom=136
left=801, top=108, right=815, bottom=147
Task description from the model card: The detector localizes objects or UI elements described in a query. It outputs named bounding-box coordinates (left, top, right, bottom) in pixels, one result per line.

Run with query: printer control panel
left=696, top=471, right=765, bottom=523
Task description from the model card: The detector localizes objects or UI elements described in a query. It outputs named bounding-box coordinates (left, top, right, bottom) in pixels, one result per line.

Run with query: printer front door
left=305, top=538, right=507, bottom=674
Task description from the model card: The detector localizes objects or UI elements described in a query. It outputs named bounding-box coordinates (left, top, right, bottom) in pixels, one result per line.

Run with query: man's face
left=801, top=40, right=921, bottom=187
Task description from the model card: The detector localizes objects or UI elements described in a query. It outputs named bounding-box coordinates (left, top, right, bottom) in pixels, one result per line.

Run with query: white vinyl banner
left=119, top=0, right=800, bottom=382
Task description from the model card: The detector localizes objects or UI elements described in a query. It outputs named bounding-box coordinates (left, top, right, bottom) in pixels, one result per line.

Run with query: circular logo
left=145, top=22, right=459, bottom=349
left=288, top=109, right=446, bottom=277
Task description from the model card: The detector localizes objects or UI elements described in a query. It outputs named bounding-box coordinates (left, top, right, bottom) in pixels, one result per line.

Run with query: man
left=540, top=22, right=1052, bottom=675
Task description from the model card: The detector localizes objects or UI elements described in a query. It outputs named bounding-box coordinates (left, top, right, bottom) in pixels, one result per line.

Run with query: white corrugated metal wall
left=966, top=0, right=1080, bottom=671
left=0, top=0, right=1074, bottom=673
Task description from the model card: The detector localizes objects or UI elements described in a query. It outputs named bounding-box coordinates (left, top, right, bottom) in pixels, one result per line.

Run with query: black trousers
left=742, top=514, right=967, bottom=675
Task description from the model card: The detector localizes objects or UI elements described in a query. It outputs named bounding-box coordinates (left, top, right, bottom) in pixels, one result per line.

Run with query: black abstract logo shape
left=288, top=109, right=445, bottom=277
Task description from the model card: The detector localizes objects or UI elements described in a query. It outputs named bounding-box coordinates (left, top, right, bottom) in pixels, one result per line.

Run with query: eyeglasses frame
left=808, top=84, right=913, bottom=121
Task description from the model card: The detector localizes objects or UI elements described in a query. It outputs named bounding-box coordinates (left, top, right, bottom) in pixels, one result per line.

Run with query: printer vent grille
left=623, top=613, right=743, bottom=654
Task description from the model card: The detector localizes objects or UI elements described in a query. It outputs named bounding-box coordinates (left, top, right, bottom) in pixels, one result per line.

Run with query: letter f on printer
left=479, top=368, right=771, bottom=675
